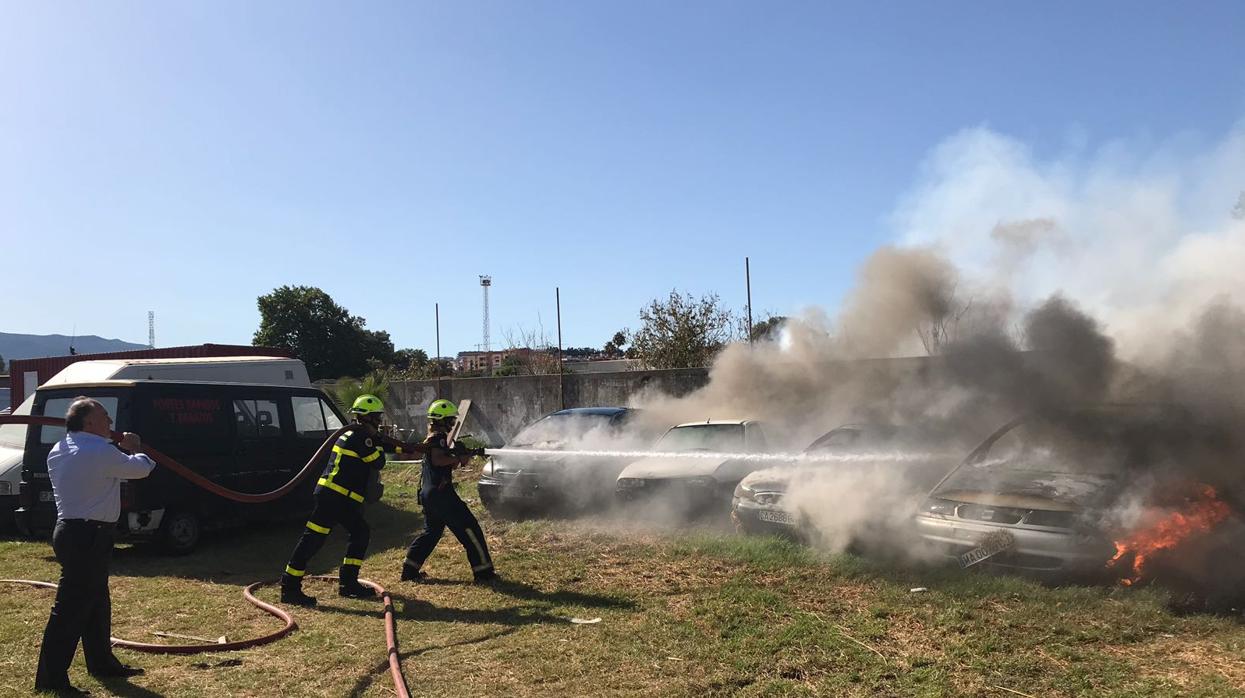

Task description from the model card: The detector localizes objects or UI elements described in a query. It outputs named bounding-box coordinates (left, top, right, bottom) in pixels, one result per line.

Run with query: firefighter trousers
left=404, top=486, right=494, bottom=577
left=283, top=490, right=370, bottom=584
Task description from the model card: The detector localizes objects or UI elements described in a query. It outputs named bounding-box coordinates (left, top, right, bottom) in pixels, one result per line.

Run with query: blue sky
left=3, top=2, right=1243, bottom=356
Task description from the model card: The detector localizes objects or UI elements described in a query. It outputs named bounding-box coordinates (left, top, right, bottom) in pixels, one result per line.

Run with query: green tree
left=631, top=290, right=735, bottom=369
left=604, top=330, right=629, bottom=357
left=749, top=315, right=788, bottom=342
left=327, top=371, right=390, bottom=413
left=253, top=285, right=395, bottom=380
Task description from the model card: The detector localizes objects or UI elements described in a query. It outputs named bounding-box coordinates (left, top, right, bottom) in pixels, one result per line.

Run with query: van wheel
left=158, top=510, right=201, bottom=555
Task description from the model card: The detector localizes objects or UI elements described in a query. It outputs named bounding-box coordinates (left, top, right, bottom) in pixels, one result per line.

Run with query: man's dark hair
left=65, top=397, right=97, bottom=432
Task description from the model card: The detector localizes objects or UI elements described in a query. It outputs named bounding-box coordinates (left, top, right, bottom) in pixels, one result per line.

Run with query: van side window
left=235, top=399, right=283, bottom=438
left=40, top=396, right=120, bottom=445
left=292, top=396, right=327, bottom=437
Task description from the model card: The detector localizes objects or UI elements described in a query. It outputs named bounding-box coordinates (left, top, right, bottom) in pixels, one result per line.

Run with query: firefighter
left=401, top=399, right=495, bottom=583
left=280, top=394, right=421, bottom=607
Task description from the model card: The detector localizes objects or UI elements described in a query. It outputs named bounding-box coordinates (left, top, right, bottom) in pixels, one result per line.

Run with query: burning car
left=477, top=407, right=654, bottom=516
left=614, top=419, right=771, bottom=517
left=914, top=407, right=1199, bottom=577
left=732, top=424, right=960, bottom=540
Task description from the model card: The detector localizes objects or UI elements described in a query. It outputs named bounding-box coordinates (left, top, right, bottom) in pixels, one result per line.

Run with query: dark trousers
left=404, top=486, right=494, bottom=576
left=283, top=490, right=371, bottom=584
left=35, top=520, right=122, bottom=689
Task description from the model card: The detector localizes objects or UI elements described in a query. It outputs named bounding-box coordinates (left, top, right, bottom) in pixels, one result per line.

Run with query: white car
left=615, top=419, right=771, bottom=517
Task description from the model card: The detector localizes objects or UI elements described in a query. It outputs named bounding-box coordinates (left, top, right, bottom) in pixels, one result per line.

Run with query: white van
left=1, top=356, right=312, bottom=529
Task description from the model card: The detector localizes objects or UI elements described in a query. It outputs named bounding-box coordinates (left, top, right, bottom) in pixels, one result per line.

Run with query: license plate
left=38, top=491, right=53, bottom=502
left=958, top=530, right=1015, bottom=568
left=758, top=509, right=796, bottom=526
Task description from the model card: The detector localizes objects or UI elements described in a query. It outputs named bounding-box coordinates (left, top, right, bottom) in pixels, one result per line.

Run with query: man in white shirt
left=34, top=397, right=156, bottom=693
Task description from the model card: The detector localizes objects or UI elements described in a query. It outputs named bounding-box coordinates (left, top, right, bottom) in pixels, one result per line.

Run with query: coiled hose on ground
left=0, top=415, right=411, bottom=698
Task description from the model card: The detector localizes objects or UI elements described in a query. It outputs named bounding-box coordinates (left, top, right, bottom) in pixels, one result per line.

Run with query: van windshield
left=0, top=396, right=34, bottom=448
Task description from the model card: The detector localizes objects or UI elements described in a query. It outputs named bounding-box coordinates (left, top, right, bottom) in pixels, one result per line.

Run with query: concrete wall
left=384, top=367, right=709, bottom=443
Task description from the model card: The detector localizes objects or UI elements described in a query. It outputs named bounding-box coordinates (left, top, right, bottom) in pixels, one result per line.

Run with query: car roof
left=671, top=419, right=752, bottom=428
left=38, top=380, right=328, bottom=392
left=549, top=407, right=630, bottom=417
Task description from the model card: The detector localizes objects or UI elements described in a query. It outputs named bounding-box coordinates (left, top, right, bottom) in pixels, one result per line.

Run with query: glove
left=449, top=443, right=486, bottom=458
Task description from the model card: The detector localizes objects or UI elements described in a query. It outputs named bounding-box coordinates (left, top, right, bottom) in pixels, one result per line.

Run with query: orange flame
left=1107, top=484, right=1231, bottom=586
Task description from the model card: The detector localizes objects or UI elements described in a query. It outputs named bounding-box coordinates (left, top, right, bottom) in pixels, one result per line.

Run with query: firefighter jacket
left=316, top=427, right=386, bottom=503
left=420, top=432, right=455, bottom=498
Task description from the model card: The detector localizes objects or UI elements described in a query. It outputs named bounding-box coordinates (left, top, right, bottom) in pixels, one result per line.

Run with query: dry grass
left=2, top=462, right=1245, bottom=696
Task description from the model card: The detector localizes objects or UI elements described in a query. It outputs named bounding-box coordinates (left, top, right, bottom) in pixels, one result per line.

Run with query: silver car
left=914, top=409, right=1159, bottom=576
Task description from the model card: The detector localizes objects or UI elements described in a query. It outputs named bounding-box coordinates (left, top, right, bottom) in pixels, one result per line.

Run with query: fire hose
left=0, top=415, right=413, bottom=697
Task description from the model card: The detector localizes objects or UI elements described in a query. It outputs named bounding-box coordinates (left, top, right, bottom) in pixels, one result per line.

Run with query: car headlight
left=482, top=458, right=495, bottom=477
left=920, top=498, right=958, bottom=516
left=734, top=482, right=755, bottom=501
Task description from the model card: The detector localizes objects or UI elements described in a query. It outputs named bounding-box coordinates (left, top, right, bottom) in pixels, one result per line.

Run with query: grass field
left=3, top=462, right=1245, bottom=697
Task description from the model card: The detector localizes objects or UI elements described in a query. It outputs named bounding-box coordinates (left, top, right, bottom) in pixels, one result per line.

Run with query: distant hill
left=0, top=332, right=148, bottom=366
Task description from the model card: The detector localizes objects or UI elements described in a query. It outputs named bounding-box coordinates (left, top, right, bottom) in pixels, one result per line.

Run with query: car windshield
left=975, top=417, right=1141, bottom=476
left=656, top=424, right=744, bottom=452
left=510, top=413, right=618, bottom=447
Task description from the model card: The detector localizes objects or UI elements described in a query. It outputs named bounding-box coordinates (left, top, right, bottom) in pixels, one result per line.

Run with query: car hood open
left=934, top=467, right=1117, bottom=509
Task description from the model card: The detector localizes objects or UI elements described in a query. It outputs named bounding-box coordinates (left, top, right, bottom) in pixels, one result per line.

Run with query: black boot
left=280, top=575, right=317, bottom=607
left=400, top=562, right=428, bottom=583
left=339, top=565, right=376, bottom=599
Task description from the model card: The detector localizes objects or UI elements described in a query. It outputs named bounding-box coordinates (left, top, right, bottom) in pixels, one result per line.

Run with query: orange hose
left=0, top=578, right=296, bottom=653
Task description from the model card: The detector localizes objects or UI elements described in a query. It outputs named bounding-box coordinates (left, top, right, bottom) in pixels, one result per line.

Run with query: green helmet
left=350, top=394, right=385, bottom=415
left=427, top=399, right=458, bottom=420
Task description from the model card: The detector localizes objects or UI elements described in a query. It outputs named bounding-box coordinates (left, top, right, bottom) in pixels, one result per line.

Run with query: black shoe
left=90, top=664, right=144, bottom=679
left=400, top=567, right=428, bottom=583
left=339, top=582, right=377, bottom=599
left=280, top=586, right=318, bottom=607
left=473, top=570, right=499, bottom=584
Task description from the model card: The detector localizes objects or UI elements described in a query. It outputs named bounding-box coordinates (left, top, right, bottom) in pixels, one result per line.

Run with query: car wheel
left=158, top=510, right=201, bottom=555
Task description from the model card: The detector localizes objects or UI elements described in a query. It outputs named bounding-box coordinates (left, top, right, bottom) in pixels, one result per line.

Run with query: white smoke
left=894, top=123, right=1245, bottom=360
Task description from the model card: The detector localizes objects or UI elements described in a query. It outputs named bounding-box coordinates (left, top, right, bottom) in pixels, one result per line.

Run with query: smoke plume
left=621, top=121, right=1245, bottom=594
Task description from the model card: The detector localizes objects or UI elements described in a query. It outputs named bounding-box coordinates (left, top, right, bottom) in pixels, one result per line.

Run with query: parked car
left=478, top=407, right=653, bottom=516
left=615, top=419, right=771, bottom=517
left=16, top=376, right=348, bottom=553
left=733, top=424, right=959, bottom=539
left=0, top=395, right=32, bottom=529
left=913, top=407, right=1181, bottom=576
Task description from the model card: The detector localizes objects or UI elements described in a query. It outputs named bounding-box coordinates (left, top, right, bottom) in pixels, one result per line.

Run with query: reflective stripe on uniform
left=465, top=529, right=490, bottom=565
left=318, top=477, right=365, bottom=502
left=285, top=565, right=306, bottom=577
left=305, top=521, right=331, bottom=535
left=323, top=431, right=355, bottom=485
left=361, top=448, right=383, bottom=463
left=342, top=557, right=363, bottom=567
left=332, top=445, right=361, bottom=459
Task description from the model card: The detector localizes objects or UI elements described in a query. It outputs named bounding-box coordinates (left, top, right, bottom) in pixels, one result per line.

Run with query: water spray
left=482, top=447, right=962, bottom=465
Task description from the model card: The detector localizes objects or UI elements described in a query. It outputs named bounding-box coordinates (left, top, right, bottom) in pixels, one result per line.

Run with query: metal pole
left=745, top=257, right=754, bottom=345
left=556, top=287, right=564, bottom=410
left=435, top=303, right=441, bottom=386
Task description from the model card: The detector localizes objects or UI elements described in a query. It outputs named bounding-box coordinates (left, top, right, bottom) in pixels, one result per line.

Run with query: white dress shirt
left=47, top=431, right=156, bottom=523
